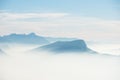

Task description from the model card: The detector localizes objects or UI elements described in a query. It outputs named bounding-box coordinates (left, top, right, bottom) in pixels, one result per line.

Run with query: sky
left=0, top=0, right=120, bottom=43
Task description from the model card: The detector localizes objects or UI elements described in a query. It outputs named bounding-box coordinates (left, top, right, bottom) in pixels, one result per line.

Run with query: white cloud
left=0, top=12, right=120, bottom=42
left=0, top=12, right=69, bottom=21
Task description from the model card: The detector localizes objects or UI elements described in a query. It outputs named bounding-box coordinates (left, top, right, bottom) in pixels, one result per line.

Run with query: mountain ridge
left=0, top=33, right=49, bottom=45
left=34, top=40, right=97, bottom=53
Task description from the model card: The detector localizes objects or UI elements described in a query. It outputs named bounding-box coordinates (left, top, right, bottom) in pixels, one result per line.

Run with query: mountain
left=35, top=40, right=97, bottom=53
left=0, top=33, right=49, bottom=45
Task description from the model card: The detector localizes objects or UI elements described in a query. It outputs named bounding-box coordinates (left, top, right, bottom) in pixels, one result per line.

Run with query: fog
left=0, top=44, right=120, bottom=80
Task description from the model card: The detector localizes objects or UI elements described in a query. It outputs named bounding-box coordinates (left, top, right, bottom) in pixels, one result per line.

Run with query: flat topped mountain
left=0, top=33, right=49, bottom=45
left=35, top=40, right=96, bottom=53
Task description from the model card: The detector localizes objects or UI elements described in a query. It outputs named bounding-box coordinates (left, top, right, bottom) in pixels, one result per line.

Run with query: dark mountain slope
left=35, top=40, right=97, bottom=53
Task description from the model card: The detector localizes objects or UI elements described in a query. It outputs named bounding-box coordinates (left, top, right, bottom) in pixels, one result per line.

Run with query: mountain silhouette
left=35, top=40, right=97, bottom=53
left=0, top=33, right=49, bottom=45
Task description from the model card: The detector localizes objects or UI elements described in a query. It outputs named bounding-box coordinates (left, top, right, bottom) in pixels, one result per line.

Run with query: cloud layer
left=0, top=12, right=120, bottom=42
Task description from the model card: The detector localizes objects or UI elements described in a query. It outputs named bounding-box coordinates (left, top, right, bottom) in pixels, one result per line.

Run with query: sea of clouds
left=0, top=44, right=120, bottom=80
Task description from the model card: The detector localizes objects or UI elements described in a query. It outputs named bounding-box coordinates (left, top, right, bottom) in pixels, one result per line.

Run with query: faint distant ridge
left=0, top=49, right=5, bottom=55
left=45, top=37, right=78, bottom=43
left=35, top=40, right=97, bottom=53
left=0, top=33, right=49, bottom=45
left=0, top=49, right=4, bottom=53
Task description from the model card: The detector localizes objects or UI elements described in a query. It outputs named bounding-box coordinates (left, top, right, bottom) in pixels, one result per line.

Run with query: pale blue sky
left=0, top=0, right=119, bottom=20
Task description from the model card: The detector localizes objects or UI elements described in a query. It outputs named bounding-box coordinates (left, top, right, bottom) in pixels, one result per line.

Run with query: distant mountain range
left=34, top=40, right=97, bottom=53
left=0, top=33, right=97, bottom=53
left=0, top=33, right=49, bottom=45
left=0, top=33, right=79, bottom=45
